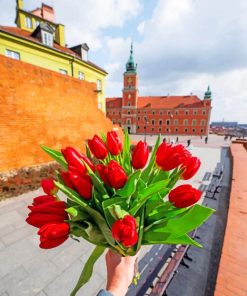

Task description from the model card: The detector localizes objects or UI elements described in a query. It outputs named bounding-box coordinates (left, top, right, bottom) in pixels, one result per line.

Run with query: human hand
left=105, top=249, right=139, bottom=296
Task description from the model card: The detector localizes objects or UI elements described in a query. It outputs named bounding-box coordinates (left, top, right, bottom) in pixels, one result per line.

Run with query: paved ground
left=0, top=135, right=230, bottom=296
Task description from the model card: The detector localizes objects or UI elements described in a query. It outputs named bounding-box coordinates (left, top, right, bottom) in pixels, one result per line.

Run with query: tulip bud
left=107, top=131, right=122, bottom=155
left=169, top=184, right=202, bottom=208
left=61, top=147, right=94, bottom=175
left=180, top=156, right=201, bottom=180
left=132, top=141, right=149, bottom=169
left=111, top=215, right=138, bottom=247
left=38, top=222, right=70, bottom=249
left=68, top=171, right=93, bottom=200
left=32, top=195, right=56, bottom=206
left=156, top=143, right=190, bottom=171
left=88, top=135, right=108, bottom=160
left=41, top=178, right=58, bottom=195
left=60, top=171, right=76, bottom=190
left=96, top=164, right=111, bottom=187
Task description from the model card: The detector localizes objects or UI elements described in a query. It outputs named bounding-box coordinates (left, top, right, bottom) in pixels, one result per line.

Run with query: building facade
left=106, top=45, right=212, bottom=135
left=0, top=0, right=107, bottom=112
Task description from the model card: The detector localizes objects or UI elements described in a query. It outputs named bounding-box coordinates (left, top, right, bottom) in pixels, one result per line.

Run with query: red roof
left=106, top=95, right=203, bottom=109
left=0, top=26, right=107, bottom=74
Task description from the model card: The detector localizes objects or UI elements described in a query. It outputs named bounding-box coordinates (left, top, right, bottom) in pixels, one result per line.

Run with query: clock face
left=128, top=94, right=131, bottom=99
left=128, top=77, right=132, bottom=83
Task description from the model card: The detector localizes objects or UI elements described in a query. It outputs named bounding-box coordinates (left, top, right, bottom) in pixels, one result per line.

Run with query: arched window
left=192, top=119, right=197, bottom=126
left=183, top=119, right=188, bottom=126
left=174, top=119, right=178, bottom=126
left=166, top=120, right=170, bottom=126
left=201, top=120, right=205, bottom=126
left=159, top=120, right=163, bottom=126
left=127, top=119, right=131, bottom=124
left=151, top=119, right=155, bottom=125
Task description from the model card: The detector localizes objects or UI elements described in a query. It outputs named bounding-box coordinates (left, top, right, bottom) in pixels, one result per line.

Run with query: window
left=128, top=102, right=131, bottom=106
left=167, top=111, right=171, bottom=115
left=144, top=111, right=147, bottom=114
left=175, top=128, right=179, bottom=132
left=78, top=71, right=85, bottom=80
left=35, top=21, right=40, bottom=28
left=41, top=31, right=53, bottom=46
left=127, top=119, right=131, bottom=124
left=166, top=128, right=170, bottom=132
left=159, top=128, right=162, bottom=132
left=137, top=126, right=140, bottom=129
left=25, top=17, right=32, bottom=29
left=159, top=111, right=163, bottom=115
left=175, top=110, right=178, bottom=115
left=185, top=128, right=188, bottom=132
left=98, top=102, right=102, bottom=110
left=113, top=112, right=115, bottom=115
left=144, top=126, right=146, bottom=130
left=137, top=117, right=140, bottom=120
left=127, top=111, right=130, bottom=115
left=152, top=128, right=154, bottom=131
left=202, top=110, right=206, bottom=115
left=151, top=119, right=155, bottom=125
left=152, top=111, right=155, bottom=115
left=192, top=119, right=197, bottom=126
left=194, top=110, right=197, bottom=115
left=97, top=79, right=102, bottom=91
left=59, top=69, right=68, bottom=75
left=118, top=119, right=121, bottom=123
left=5, top=49, right=20, bottom=60
left=185, top=110, right=189, bottom=115
left=174, top=119, right=178, bottom=126
left=159, top=120, right=162, bottom=126
left=144, top=116, right=147, bottom=121
left=201, top=120, right=206, bottom=126
left=119, top=111, right=121, bottom=115
left=183, top=119, right=188, bottom=126
left=201, top=128, right=204, bottom=133
left=112, top=119, right=115, bottom=124
left=192, top=128, right=196, bottom=133
left=166, top=120, right=170, bottom=126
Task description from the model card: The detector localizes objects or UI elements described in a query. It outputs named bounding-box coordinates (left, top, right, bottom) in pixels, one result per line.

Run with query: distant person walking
left=163, top=137, right=166, bottom=143
left=187, top=139, right=191, bottom=147
left=176, top=136, right=179, bottom=143
left=205, top=136, right=208, bottom=144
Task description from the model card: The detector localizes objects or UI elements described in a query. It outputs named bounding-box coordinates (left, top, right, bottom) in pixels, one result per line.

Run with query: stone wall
left=0, top=162, right=60, bottom=200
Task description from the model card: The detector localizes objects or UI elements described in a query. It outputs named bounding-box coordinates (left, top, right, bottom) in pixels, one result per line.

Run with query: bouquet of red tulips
left=26, top=130, right=214, bottom=295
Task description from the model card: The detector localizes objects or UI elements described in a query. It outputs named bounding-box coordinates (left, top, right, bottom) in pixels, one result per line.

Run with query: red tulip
left=107, top=131, right=122, bottom=155
left=32, top=195, right=56, bottom=206
left=96, top=160, right=128, bottom=189
left=68, top=171, right=93, bottom=200
left=156, top=143, right=190, bottom=171
left=96, top=164, right=111, bottom=187
left=180, top=156, right=201, bottom=180
left=132, top=141, right=149, bottom=169
left=112, top=215, right=138, bottom=247
left=88, top=135, right=108, bottom=159
left=41, top=178, right=58, bottom=195
left=61, top=171, right=76, bottom=190
left=61, top=147, right=94, bottom=175
left=38, top=222, right=70, bottom=249
left=26, top=200, right=68, bottom=228
left=169, top=184, right=202, bottom=208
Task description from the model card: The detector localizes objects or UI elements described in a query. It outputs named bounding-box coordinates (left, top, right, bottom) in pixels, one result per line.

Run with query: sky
left=0, top=0, right=247, bottom=122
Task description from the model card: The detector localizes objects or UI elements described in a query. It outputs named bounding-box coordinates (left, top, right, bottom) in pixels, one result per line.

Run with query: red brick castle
left=106, top=44, right=212, bottom=135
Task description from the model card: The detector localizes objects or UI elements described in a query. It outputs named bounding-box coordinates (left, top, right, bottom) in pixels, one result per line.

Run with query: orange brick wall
left=214, top=143, right=247, bottom=296
left=0, top=55, right=121, bottom=172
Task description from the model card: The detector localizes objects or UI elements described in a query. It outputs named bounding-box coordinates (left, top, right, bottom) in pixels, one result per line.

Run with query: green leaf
left=115, top=170, right=141, bottom=198
left=146, top=206, right=187, bottom=224
left=55, top=181, right=115, bottom=247
left=122, top=129, right=131, bottom=174
left=85, top=144, right=91, bottom=159
left=151, top=170, right=169, bottom=183
left=141, top=134, right=160, bottom=182
left=101, top=132, right=107, bottom=142
left=70, top=246, right=105, bottom=296
left=142, top=232, right=202, bottom=248
left=150, top=204, right=215, bottom=237
left=102, top=200, right=129, bottom=227
left=136, top=206, right=145, bottom=251
left=130, top=180, right=170, bottom=216
left=40, top=145, right=67, bottom=169
left=69, top=221, right=108, bottom=246
left=66, top=206, right=90, bottom=221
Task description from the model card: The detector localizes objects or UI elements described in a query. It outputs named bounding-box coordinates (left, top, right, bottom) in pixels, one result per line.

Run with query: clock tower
left=122, top=43, right=138, bottom=133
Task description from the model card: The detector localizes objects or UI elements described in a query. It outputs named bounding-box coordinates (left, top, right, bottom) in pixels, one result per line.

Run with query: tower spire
left=125, top=42, right=137, bottom=73
left=204, top=85, right=212, bottom=100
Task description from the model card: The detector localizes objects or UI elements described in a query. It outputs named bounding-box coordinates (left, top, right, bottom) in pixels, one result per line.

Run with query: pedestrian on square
left=176, top=136, right=179, bottom=143
left=205, top=136, right=208, bottom=144
left=187, top=139, right=191, bottom=147
left=163, top=137, right=166, bottom=143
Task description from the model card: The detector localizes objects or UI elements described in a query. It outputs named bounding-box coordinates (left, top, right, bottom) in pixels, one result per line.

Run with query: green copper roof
left=204, top=85, right=212, bottom=99
left=125, top=43, right=137, bottom=72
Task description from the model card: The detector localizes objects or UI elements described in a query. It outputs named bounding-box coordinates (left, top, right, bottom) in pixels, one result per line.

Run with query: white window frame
left=78, top=71, right=85, bottom=80
left=97, top=79, right=102, bottom=91
left=25, top=17, right=32, bottom=29
left=5, top=49, right=20, bottom=60
left=42, top=31, right=53, bottom=47
left=59, top=69, right=68, bottom=75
